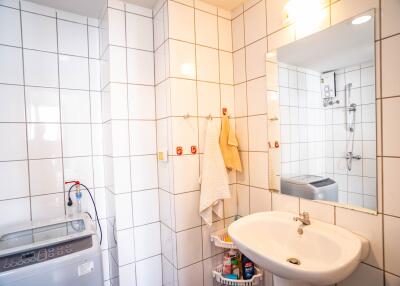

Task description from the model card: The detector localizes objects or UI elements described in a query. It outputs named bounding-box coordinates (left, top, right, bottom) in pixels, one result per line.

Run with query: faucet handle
left=301, top=212, right=309, bottom=218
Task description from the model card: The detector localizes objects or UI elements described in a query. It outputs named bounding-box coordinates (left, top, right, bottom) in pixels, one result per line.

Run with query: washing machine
left=0, top=213, right=103, bottom=286
left=281, top=175, right=338, bottom=202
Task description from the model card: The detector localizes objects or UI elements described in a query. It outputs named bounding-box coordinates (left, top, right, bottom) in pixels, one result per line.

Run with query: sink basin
left=228, top=211, right=369, bottom=286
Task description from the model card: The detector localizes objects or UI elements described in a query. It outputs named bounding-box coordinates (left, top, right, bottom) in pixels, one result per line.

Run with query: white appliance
left=281, top=175, right=338, bottom=202
left=0, top=213, right=103, bottom=286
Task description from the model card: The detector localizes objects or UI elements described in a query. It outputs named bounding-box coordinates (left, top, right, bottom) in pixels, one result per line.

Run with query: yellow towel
left=219, top=115, right=242, bottom=172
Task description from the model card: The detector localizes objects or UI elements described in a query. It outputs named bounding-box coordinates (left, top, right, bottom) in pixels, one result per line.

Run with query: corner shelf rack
left=210, top=228, right=263, bottom=286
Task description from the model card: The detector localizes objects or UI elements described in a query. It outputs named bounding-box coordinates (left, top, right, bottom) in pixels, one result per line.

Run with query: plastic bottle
left=241, top=255, right=255, bottom=280
left=222, top=254, right=232, bottom=275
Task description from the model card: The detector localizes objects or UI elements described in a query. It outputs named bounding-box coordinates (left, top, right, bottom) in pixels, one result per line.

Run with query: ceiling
left=28, top=0, right=158, bottom=18
left=202, top=0, right=244, bottom=10
left=277, top=14, right=375, bottom=73
left=28, top=0, right=240, bottom=18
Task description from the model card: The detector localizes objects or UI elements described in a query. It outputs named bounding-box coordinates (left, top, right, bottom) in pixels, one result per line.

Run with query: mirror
left=266, top=10, right=377, bottom=212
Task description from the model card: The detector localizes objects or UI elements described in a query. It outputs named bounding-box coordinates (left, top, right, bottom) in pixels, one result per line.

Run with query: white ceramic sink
left=228, top=211, right=369, bottom=286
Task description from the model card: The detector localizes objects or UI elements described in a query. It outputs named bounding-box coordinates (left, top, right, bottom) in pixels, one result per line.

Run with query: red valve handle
left=65, top=180, right=80, bottom=185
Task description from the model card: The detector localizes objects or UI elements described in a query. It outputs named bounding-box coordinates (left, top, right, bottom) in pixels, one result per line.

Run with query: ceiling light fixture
left=351, top=15, right=372, bottom=25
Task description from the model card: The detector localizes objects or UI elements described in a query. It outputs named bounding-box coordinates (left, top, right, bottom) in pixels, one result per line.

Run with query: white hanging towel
left=199, top=119, right=231, bottom=226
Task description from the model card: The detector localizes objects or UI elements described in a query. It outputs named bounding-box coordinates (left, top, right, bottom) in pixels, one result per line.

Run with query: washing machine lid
left=0, top=213, right=96, bottom=257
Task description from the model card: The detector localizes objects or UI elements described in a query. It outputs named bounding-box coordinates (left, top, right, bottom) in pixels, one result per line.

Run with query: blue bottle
left=241, top=255, right=255, bottom=280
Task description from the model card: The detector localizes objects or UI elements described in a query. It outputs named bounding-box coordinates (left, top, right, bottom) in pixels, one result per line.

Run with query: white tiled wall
left=232, top=0, right=400, bottom=285
left=99, top=1, right=160, bottom=285
left=0, top=0, right=111, bottom=283
left=153, top=0, right=238, bottom=285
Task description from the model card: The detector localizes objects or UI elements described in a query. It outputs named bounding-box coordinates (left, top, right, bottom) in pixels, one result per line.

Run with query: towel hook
left=183, top=113, right=190, bottom=119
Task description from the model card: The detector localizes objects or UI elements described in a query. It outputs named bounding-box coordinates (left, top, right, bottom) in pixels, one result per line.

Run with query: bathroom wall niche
left=266, top=10, right=378, bottom=212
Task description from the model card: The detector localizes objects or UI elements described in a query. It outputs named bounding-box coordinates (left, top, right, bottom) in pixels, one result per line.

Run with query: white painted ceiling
left=202, top=0, right=245, bottom=10
left=277, top=14, right=374, bottom=73
left=28, top=0, right=241, bottom=18
left=28, top=0, right=158, bottom=18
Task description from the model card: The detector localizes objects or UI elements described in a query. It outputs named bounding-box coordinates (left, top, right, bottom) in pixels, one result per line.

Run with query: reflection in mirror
left=266, top=11, right=377, bottom=212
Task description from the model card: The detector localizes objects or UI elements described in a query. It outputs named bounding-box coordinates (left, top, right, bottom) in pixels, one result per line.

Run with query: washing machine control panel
left=0, top=236, right=92, bottom=272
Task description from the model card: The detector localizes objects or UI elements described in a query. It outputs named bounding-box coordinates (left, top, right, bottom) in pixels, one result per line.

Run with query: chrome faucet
left=293, top=212, right=311, bottom=226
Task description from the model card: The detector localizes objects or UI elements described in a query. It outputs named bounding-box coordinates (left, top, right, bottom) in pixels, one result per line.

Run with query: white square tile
left=119, top=264, right=136, bottom=286
left=236, top=184, right=249, bottom=216
left=109, top=46, right=127, bottom=83
left=116, top=228, right=135, bottom=265
left=112, top=156, right=131, bottom=194
left=20, top=1, right=55, bottom=16
left=176, top=227, right=202, bottom=268
left=111, top=120, right=130, bottom=156
left=25, top=87, right=59, bottom=123
left=169, top=40, right=196, bottom=79
left=61, top=124, right=92, bottom=157
left=60, top=89, right=90, bottom=123
left=0, top=123, right=27, bottom=161
left=219, top=51, right=233, bottom=85
left=175, top=191, right=201, bottom=231
left=173, top=155, right=200, bottom=194
left=0, top=198, right=30, bottom=228
left=59, top=55, right=89, bottom=90
left=382, top=35, right=400, bottom=98
left=153, top=6, right=164, bottom=49
left=128, top=85, right=155, bottom=120
left=168, top=1, right=195, bottom=42
left=271, top=193, right=299, bottom=214
left=31, top=193, right=64, bottom=221
left=233, top=48, right=246, bottom=84
left=382, top=0, right=400, bottom=38
left=29, top=158, right=63, bottom=196
left=336, top=208, right=383, bottom=268
left=134, top=222, right=161, bottom=260
left=63, top=156, right=93, bottom=188
left=218, top=17, right=232, bottom=52
left=57, top=20, right=88, bottom=57
left=24, top=50, right=58, bottom=87
left=220, top=84, right=235, bottom=116
left=108, top=8, right=126, bottom=46
left=249, top=152, right=268, bottom=188
left=246, top=37, right=267, bottom=80
left=244, top=0, right=266, bottom=45
left=21, top=11, right=57, bottom=52
left=382, top=97, right=400, bottom=156
left=250, top=187, right=270, bottom=213
left=0, top=161, right=29, bottom=200
left=196, top=45, right=219, bottom=82
left=178, top=262, right=203, bottom=286
left=197, top=81, right=220, bottom=117
left=109, top=83, right=128, bottom=120
left=338, top=263, right=383, bottom=286
left=0, top=84, right=25, bottom=122
left=383, top=158, right=400, bottom=217
left=126, top=13, right=153, bottom=51
left=234, top=83, right=247, bottom=117
left=155, top=43, right=166, bottom=84
left=89, top=59, right=101, bottom=91
left=127, top=49, right=154, bottom=85
left=248, top=115, right=267, bottom=152
left=88, top=26, right=100, bottom=59
left=232, top=14, right=244, bottom=51
left=136, top=255, right=162, bottom=286
left=130, top=121, right=156, bottom=155
left=27, top=123, right=61, bottom=159
left=132, top=189, right=159, bottom=226
left=0, top=45, right=23, bottom=85
left=131, top=155, right=158, bottom=190
left=115, top=193, right=133, bottom=230
left=247, top=76, right=267, bottom=115
left=237, top=151, right=249, bottom=184
left=195, top=9, right=218, bottom=48
left=385, top=272, right=400, bottom=286
left=0, top=6, right=21, bottom=46
left=170, top=78, right=197, bottom=117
